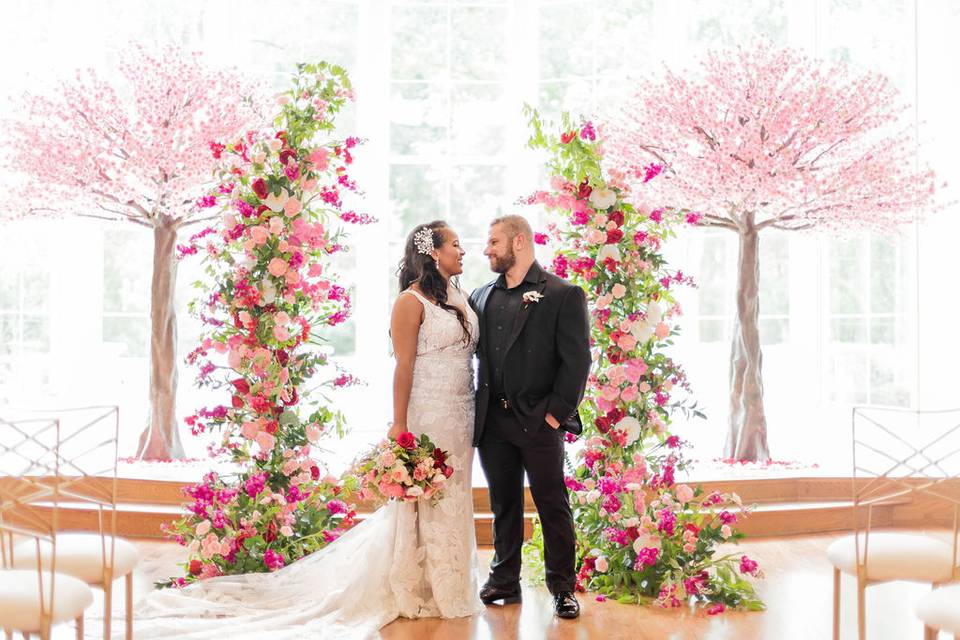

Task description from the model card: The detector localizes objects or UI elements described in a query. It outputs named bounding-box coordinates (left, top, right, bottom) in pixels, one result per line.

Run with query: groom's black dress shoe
left=553, top=591, right=580, bottom=619
left=479, top=583, right=522, bottom=605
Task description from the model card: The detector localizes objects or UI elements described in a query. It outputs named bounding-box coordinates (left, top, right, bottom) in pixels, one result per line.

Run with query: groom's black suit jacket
left=469, top=261, right=591, bottom=447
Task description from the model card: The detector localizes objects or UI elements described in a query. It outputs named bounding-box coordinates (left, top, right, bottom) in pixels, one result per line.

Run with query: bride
left=133, top=221, right=484, bottom=639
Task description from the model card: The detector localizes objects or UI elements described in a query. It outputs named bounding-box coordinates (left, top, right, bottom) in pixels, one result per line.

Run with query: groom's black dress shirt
left=485, top=265, right=539, bottom=399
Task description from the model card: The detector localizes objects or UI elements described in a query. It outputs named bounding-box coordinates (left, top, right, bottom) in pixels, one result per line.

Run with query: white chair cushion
left=0, top=569, right=93, bottom=631
left=916, top=584, right=960, bottom=633
left=827, top=532, right=958, bottom=583
left=12, top=533, right=139, bottom=584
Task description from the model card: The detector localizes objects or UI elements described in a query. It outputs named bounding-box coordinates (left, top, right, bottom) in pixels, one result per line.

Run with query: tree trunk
left=136, top=215, right=185, bottom=460
left=724, top=221, right=771, bottom=462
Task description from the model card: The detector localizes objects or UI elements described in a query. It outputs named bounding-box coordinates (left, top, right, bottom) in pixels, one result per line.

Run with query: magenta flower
left=706, top=602, right=726, bottom=615
left=534, top=232, right=548, bottom=245
left=263, top=549, right=285, bottom=571
left=598, top=476, right=621, bottom=496
left=718, top=510, right=737, bottom=525
left=634, top=547, right=659, bottom=569
left=244, top=472, right=267, bottom=498
left=739, top=555, right=759, bottom=576
left=603, top=527, right=629, bottom=546
left=657, top=508, right=676, bottom=536
left=642, top=163, right=663, bottom=183
left=326, top=499, right=348, bottom=515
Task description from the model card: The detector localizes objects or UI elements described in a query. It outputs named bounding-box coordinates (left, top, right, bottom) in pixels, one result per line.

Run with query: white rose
left=586, top=489, right=601, bottom=504
left=595, top=556, right=609, bottom=573
left=263, top=188, right=290, bottom=212
left=588, top=187, right=617, bottom=210
left=405, top=485, right=424, bottom=498
left=616, top=416, right=643, bottom=445
left=261, top=281, right=277, bottom=305
left=583, top=478, right=597, bottom=491
left=237, top=254, right=255, bottom=271
left=630, top=321, right=654, bottom=343
left=623, top=517, right=640, bottom=528
left=597, top=244, right=621, bottom=263
left=646, top=301, right=663, bottom=325
left=625, top=483, right=641, bottom=493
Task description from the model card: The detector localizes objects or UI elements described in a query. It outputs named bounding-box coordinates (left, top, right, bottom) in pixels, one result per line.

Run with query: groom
left=469, top=215, right=591, bottom=619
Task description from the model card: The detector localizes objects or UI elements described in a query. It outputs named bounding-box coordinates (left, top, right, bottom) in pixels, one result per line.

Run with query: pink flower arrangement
left=520, top=108, right=763, bottom=612
left=158, top=62, right=370, bottom=588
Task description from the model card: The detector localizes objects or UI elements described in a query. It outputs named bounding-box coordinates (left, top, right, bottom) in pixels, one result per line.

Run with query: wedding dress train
left=131, top=286, right=483, bottom=639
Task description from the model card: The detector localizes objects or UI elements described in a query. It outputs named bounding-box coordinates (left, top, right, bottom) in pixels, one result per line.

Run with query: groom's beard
left=489, top=247, right=516, bottom=274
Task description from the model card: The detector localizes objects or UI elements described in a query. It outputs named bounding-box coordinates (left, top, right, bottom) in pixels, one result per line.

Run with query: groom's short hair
left=491, top=215, right=533, bottom=243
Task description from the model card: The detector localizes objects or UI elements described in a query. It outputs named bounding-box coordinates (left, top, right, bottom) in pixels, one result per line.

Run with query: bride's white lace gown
left=132, top=286, right=483, bottom=639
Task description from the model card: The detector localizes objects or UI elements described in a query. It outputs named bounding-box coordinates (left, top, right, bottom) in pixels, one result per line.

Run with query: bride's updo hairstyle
left=397, top=220, right=471, bottom=343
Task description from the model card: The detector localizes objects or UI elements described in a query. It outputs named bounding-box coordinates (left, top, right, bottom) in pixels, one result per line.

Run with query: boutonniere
left=522, top=291, right=544, bottom=306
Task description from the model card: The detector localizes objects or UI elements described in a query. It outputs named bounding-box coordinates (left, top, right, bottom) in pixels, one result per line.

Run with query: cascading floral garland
left=158, top=62, right=373, bottom=586
left=521, top=108, right=764, bottom=613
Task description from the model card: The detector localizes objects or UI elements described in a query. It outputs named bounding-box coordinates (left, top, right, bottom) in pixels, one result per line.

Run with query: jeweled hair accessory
left=414, top=227, right=435, bottom=256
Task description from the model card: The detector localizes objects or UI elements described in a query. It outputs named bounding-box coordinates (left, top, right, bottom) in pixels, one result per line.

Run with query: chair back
left=851, top=406, right=960, bottom=579
left=1, top=406, right=120, bottom=582
left=0, top=415, right=61, bottom=635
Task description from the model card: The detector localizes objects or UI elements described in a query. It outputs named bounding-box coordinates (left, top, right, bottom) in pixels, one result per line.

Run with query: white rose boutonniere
left=522, top=291, right=544, bottom=306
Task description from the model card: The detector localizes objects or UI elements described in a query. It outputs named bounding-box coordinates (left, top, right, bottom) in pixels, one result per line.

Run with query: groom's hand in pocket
left=545, top=413, right=560, bottom=429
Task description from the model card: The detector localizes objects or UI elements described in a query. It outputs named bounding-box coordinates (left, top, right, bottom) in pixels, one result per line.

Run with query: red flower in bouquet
left=397, top=431, right=416, bottom=450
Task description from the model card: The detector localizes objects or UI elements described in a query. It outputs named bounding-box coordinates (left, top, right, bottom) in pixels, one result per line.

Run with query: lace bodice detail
left=401, top=286, right=478, bottom=359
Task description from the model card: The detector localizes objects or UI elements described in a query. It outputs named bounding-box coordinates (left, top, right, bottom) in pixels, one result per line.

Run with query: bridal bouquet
left=354, top=432, right=455, bottom=505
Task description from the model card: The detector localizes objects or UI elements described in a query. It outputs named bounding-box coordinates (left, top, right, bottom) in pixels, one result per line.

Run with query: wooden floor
left=50, top=530, right=958, bottom=640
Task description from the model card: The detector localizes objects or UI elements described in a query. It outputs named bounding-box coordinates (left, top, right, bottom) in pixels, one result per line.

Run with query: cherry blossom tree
left=603, top=44, right=938, bottom=461
left=1, top=46, right=261, bottom=459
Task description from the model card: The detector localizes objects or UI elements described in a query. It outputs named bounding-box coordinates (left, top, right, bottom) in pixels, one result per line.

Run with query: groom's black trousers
left=478, top=400, right=576, bottom=595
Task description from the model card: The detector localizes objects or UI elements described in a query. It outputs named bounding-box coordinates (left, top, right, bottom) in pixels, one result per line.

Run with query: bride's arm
left=388, top=293, right=423, bottom=439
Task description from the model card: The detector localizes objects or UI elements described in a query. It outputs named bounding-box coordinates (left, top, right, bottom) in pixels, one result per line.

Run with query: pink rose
left=625, top=360, right=648, bottom=383
left=250, top=225, right=269, bottom=245
left=309, top=148, right=329, bottom=170
left=268, top=258, right=288, bottom=277
left=611, top=283, right=627, bottom=299
left=378, top=481, right=404, bottom=499
left=255, top=431, right=276, bottom=452
left=269, top=216, right=285, bottom=235
left=654, top=322, right=670, bottom=339
left=284, top=197, right=302, bottom=217
left=675, top=484, right=694, bottom=504
left=195, top=519, right=211, bottom=536
left=241, top=421, right=260, bottom=440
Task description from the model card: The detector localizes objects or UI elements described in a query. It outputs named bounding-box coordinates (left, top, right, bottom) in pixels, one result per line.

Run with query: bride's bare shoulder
left=393, top=288, right=426, bottom=322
